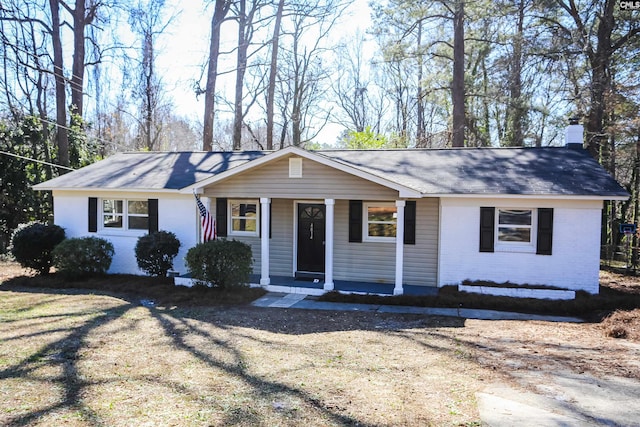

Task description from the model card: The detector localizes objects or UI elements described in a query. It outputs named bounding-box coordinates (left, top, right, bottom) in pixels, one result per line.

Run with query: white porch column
left=394, top=200, right=405, bottom=295
left=260, top=198, right=271, bottom=286
left=324, top=198, right=335, bottom=291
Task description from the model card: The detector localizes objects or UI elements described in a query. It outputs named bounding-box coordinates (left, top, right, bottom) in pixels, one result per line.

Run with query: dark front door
left=297, top=203, right=326, bottom=275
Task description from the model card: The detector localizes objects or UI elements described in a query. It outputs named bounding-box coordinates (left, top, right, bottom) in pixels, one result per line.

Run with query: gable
left=205, top=155, right=399, bottom=200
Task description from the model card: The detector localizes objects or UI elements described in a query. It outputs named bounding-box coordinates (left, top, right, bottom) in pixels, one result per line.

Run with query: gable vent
left=289, top=157, right=303, bottom=178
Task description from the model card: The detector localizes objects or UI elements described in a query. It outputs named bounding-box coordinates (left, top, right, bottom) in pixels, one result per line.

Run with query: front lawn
left=1, top=262, right=639, bottom=425
left=0, top=286, right=485, bottom=426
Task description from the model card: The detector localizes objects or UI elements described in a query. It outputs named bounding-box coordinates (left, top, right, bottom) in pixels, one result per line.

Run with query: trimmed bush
left=135, top=230, right=181, bottom=277
left=52, top=237, right=114, bottom=279
left=10, top=222, right=65, bottom=274
left=185, top=239, right=253, bottom=288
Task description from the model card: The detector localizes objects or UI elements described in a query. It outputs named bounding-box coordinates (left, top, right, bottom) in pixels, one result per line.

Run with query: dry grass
left=0, top=288, right=490, bottom=426
left=0, top=261, right=493, bottom=426
left=2, top=261, right=640, bottom=426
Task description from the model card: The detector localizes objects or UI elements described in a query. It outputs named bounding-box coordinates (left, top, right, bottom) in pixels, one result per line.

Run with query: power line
left=37, top=117, right=119, bottom=149
left=0, top=150, right=75, bottom=171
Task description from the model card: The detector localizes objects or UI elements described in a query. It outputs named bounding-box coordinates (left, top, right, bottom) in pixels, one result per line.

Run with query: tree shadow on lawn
left=148, top=308, right=384, bottom=426
left=1, top=286, right=472, bottom=426
left=0, top=298, right=136, bottom=427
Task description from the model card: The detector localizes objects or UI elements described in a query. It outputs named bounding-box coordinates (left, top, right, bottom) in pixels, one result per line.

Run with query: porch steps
left=266, top=293, right=307, bottom=308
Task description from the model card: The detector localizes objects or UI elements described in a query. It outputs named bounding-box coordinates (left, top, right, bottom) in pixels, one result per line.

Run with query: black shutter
left=148, top=199, right=158, bottom=233
left=479, top=207, right=495, bottom=253
left=216, top=198, right=228, bottom=237
left=404, top=201, right=416, bottom=245
left=88, top=197, right=98, bottom=232
left=536, top=208, right=554, bottom=255
left=349, top=200, right=363, bottom=243
left=269, top=203, right=272, bottom=239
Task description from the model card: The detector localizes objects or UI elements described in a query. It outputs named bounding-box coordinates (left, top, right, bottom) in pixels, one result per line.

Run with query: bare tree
left=128, top=0, right=176, bottom=151
left=451, top=0, right=465, bottom=147
left=277, top=0, right=347, bottom=147
left=68, top=0, right=100, bottom=118
left=266, top=0, right=285, bottom=150
left=544, top=0, right=640, bottom=162
left=202, top=0, right=232, bottom=151
left=231, top=0, right=266, bottom=150
left=331, top=32, right=385, bottom=134
left=48, top=0, right=69, bottom=166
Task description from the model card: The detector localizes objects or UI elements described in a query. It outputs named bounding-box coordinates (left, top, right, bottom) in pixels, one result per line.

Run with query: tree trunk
left=71, top=0, right=86, bottom=117
left=202, top=0, right=230, bottom=151
left=232, top=0, right=247, bottom=151
left=416, top=19, right=425, bottom=147
left=506, top=0, right=525, bottom=146
left=585, top=0, right=614, bottom=162
left=266, top=0, right=284, bottom=151
left=451, top=0, right=465, bottom=147
left=633, top=129, right=640, bottom=269
left=49, top=0, right=69, bottom=167
left=144, top=30, right=154, bottom=150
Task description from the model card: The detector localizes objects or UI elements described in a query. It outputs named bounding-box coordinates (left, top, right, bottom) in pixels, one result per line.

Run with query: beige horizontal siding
left=270, top=198, right=294, bottom=276
left=216, top=199, right=294, bottom=278
left=216, top=197, right=438, bottom=287
left=333, top=199, right=438, bottom=286
left=209, top=156, right=399, bottom=200
left=333, top=200, right=395, bottom=284
left=404, top=198, right=439, bottom=287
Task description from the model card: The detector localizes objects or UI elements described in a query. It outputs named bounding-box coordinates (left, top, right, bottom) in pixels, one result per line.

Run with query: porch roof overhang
left=180, top=146, right=423, bottom=198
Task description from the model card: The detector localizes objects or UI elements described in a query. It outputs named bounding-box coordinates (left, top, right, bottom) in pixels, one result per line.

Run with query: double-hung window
left=102, top=199, right=149, bottom=230
left=364, top=203, right=397, bottom=241
left=229, top=200, right=259, bottom=236
left=496, top=208, right=535, bottom=250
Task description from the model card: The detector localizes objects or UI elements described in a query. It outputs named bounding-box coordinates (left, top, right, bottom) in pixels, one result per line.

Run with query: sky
left=153, top=0, right=374, bottom=145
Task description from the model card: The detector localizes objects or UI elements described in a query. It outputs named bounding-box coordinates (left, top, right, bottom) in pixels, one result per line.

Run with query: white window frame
left=228, top=199, right=260, bottom=237
left=100, top=199, right=149, bottom=233
left=363, top=202, right=397, bottom=242
left=495, top=208, right=537, bottom=253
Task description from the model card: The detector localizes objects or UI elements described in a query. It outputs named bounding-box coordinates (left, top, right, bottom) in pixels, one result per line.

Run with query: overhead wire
left=0, top=149, right=75, bottom=170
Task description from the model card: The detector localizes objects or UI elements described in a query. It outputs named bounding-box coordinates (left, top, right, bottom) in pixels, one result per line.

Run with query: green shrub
left=10, top=222, right=65, bottom=274
left=52, top=237, right=114, bottom=279
left=185, top=239, right=253, bottom=289
left=135, top=230, right=181, bottom=277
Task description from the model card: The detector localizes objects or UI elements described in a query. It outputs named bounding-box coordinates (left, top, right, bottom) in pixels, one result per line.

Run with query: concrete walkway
left=251, top=292, right=584, bottom=322
left=250, top=293, right=640, bottom=426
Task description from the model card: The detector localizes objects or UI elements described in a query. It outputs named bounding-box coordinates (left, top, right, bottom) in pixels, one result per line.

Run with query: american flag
left=194, top=193, right=216, bottom=241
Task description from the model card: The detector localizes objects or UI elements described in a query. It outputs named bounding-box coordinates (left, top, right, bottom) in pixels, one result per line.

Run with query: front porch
left=175, top=274, right=438, bottom=297
left=256, top=275, right=439, bottom=296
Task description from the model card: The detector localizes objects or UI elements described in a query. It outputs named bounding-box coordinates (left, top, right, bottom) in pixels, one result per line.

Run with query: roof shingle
left=33, top=147, right=628, bottom=198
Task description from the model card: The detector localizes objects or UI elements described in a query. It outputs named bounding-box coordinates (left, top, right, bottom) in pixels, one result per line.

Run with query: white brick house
left=34, top=128, right=628, bottom=298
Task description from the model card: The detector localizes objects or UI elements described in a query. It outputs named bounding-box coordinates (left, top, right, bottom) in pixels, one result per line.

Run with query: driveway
left=256, top=293, right=640, bottom=426
left=457, top=319, right=640, bottom=426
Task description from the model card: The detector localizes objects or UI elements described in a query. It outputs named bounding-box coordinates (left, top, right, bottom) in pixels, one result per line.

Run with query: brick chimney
left=565, top=117, right=584, bottom=149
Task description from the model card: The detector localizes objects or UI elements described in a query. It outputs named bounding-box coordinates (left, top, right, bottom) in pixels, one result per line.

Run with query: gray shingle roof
left=33, top=151, right=266, bottom=190
left=33, top=147, right=628, bottom=198
left=321, top=147, right=629, bottom=196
